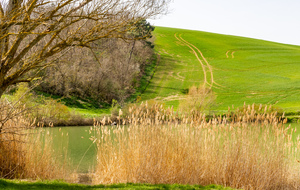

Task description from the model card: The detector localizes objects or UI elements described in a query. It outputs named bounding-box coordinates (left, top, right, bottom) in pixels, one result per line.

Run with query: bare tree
left=0, top=0, right=170, bottom=97
left=39, top=37, right=153, bottom=101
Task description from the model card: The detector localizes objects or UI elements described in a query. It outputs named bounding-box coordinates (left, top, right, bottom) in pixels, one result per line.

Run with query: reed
left=0, top=99, right=69, bottom=180
left=92, top=102, right=300, bottom=190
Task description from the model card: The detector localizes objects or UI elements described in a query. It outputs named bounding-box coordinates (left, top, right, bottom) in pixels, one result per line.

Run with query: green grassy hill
left=141, top=26, right=300, bottom=113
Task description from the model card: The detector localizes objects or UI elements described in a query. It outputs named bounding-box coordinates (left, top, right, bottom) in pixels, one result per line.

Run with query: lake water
left=41, top=123, right=300, bottom=173
left=42, top=126, right=97, bottom=173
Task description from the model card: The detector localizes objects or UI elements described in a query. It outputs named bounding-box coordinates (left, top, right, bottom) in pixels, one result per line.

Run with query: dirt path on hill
left=174, top=33, right=209, bottom=87
left=176, top=72, right=185, bottom=80
left=231, top=51, right=235, bottom=58
left=155, top=94, right=186, bottom=101
left=175, top=33, right=223, bottom=89
left=178, top=34, right=215, bottom=87
left=169, top=71, right=184, bottom=81
left=226, top=51, right=230, bottom=58
left=226, top=50, right=235, bottom=58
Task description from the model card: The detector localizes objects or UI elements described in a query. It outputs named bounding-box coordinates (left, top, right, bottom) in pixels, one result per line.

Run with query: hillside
left=142, top=26, right=300, bottom=113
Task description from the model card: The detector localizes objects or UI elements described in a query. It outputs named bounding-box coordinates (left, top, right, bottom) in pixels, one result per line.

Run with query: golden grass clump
left=179, top=85, right=216, bottom=116
left=92, top=102, right=300, bottom=190
left=121, top=100, right=177, bottom=125
left=0, top=99, right=69, bottom=180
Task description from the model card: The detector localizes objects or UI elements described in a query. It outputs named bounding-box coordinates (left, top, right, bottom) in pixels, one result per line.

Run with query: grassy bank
left=142, top=27, right=300, bottom=114
left=34, top=91, right=111, bottom=118
left=0, top=179, right=237, bottom=190
left=3, top=87, right=111, bottom=126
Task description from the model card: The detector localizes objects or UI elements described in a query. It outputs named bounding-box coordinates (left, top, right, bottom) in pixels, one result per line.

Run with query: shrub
left=34, top=97, right=71, bottom=124
left=110, top=99, right=121, bottom=118
left=9, top=83, right=73, bottom=126
left=179, top=85, right=216, bottom=116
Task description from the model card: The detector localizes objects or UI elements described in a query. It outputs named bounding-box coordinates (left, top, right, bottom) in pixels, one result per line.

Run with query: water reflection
left=43, top=126, right=97, bottom=173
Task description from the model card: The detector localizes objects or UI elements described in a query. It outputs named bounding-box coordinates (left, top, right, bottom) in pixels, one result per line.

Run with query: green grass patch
left=70, top=108, right=110, bottom=118
left=0, top=179, right=238, bottom=190
left=34, top=91, right=111, bottom=117
left=35, top=91, right=110, bottom=110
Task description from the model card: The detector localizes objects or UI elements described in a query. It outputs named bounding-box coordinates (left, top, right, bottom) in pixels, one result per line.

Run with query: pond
left=42, top=126, right=97, bottom=173
left=40, top=123, right=300, bottom=173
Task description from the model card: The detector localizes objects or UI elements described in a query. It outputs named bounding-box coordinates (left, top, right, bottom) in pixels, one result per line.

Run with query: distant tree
left=0, top=0, right=170, bottom=98
left=128, top=19, right=155, bottom=63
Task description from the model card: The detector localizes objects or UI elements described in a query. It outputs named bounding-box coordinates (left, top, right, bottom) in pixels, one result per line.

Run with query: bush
left=179, top=85, right=216, bottom=116
left=34, top=97, right=71, bottom=124
left=10, top=83, right=73, bottom=126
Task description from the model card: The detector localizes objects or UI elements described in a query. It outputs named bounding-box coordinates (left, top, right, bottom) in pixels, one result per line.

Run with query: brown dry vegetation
left=179, top=85, right=216, bottom=116
left=0, top=0, right=170, bottom=98
left=0, top=99, right=69, bottom=180
left=91, top=102, right=300, bottom=190
left=38, top=36, right=155, bottom=104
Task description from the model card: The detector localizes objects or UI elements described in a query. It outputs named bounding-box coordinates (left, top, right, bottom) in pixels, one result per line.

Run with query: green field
left=142, top=27, right=300, bottom=113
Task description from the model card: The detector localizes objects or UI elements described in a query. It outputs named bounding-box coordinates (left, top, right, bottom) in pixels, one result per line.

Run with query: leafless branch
left=0, top=0, right=170, bottom=97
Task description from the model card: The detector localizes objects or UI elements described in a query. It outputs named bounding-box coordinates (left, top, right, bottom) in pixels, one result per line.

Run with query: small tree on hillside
left=0, top=0, right=170, bottom=98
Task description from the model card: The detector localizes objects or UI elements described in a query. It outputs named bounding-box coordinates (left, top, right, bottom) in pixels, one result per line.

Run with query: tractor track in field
left=174, top=33, right=224, bottom=89
left=169, top=71, right=184, bottom=82
left=174, top=33, right=208, bottom=87
left=226, top=50, right=235, bottom=58
left=231, top=51, right=235, bottom=58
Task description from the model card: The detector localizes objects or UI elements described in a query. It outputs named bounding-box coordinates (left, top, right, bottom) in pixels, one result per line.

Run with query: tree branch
left=0, top=0, right=171, bottom=97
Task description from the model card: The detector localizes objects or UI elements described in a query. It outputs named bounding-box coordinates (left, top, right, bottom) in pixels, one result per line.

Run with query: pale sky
left=148, top=0, right=300, bottom=46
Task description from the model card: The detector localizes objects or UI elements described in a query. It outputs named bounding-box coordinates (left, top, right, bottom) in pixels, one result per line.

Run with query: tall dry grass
left=179, top=85, right=216, bottom=115
left=0, top=99, right=69, bottom=180
left=92, top=102, right=300, bottom=190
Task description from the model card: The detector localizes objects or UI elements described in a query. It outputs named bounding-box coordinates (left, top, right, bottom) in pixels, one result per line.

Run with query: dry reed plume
left=0, top=99, right=69, bottom=180
left=179, top=85, right=216, bottom=116
left=92, top=102, right=300, bottom=190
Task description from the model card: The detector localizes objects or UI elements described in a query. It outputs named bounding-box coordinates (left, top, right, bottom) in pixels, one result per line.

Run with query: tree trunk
left=0, top=86, right=6, bottom=98
left=0, top=73, right=6, bottom=98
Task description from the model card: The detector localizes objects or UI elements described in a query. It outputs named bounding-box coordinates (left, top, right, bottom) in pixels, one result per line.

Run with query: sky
left=148, top=0, right=300, bottom=46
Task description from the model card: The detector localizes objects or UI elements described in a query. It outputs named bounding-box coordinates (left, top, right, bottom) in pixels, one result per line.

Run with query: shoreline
left=41, top=114, right=300, bottom=127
